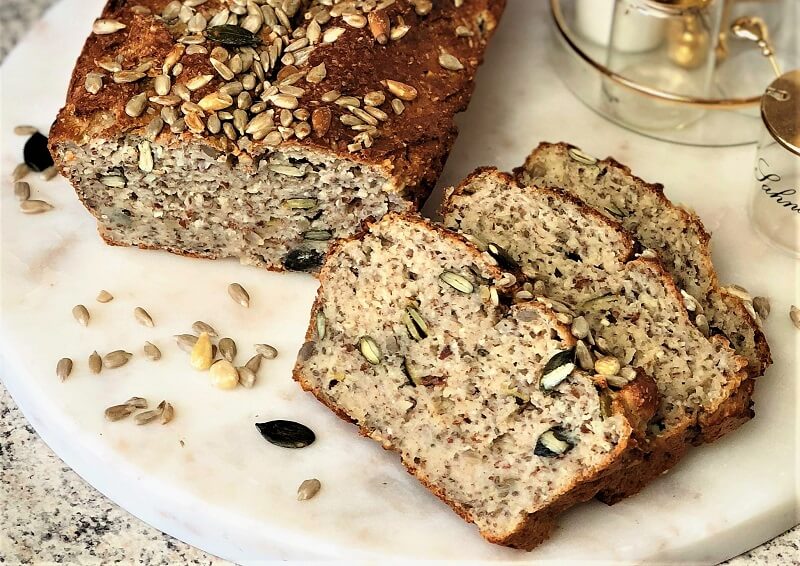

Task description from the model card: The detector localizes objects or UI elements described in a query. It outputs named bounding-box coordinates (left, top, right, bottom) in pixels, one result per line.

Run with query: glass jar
left=749, top=69, right=800, bottom=257
left=603, top=0, right=725, bottom=130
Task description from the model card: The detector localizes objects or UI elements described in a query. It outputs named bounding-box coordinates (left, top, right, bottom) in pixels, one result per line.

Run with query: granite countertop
left=0, top=1, right=797, bottom=564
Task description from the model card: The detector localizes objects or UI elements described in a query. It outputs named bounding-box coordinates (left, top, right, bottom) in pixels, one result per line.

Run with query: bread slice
left=441, top=169, right=748, bottom=503
left=293, top=212, right=657, bottom=549
left=50, top=0, right=505, bottom=272
left=518, top=142, right=770, bottom=382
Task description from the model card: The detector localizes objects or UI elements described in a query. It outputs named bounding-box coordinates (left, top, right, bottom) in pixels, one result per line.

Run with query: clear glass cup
left=748, top=70, right=800, bottom=258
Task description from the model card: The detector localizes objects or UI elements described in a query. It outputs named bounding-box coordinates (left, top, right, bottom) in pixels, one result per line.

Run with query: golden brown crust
left=291, top=212, right=652, bottom=551
left=50, top=0, right=506, bottom=202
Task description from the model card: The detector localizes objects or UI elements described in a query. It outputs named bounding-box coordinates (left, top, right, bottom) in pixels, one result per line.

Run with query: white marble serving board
left=1, top=1, right=798, bottom=563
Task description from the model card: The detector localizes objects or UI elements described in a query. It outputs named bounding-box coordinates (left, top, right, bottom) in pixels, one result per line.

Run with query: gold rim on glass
left=550, top=0, right=762, bottom=108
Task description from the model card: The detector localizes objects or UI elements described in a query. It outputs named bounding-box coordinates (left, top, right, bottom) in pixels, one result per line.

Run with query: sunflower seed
left=103, top=350, right=133, bottom=369
left=256, top=420, right=315, bottom=448
left=210, top=359, right=239, bottom=389
left=753, top=296, right=770, bottom=320
left=254, top=343, right=278, bottom=359
left=88, top=351, right=102, bottom=374
left=439, top=271, right=474, bottom=294
left=56, top=358, right=73, bottom=381
left=160, top=401, right=175, bottom=424
left=105, top=404, right=134, bottom=421
left=20, top=200, right=53, bottom=214
left=113, top=70, right=146, bottom=84
left=154, top=74, right=171, bottom=96
left=439, top=52, right=464, bottom=71
left=321, top=89, right=340, bottom=102
left=297, top=478, right=321, bottom=501
left=186, top=74, right=214, bottom=91
left=540, top=349, right=576, bottom=391
left=695, top=313, right=710, bottom=337
left=125, top=92, right=148, bottom=117
left=244, top=354, right=262, bottom=374
left=383, top=79, right=417, bottom=101
left=85, top=72, right=103, bottom=94
left=311, top=107, right=332, bottom=136
left=134, top=306, right=155, bottom=327
left=93, top=19, right=127, bottom=34
left=270, top=164, right=304, bottom=177
left=228, top=283, right=250, bottom=307
left=138, top=141, right=154, bottom=173
left=391, top=98, right=405, bottom=115
left=237, top=366, right=257, bottom=388
left=210, top=57, right=235, bottom=80
left=134, top=409, right=162, bottom=425
left=575, top=340, right=593, bottom=370
left=218, top=337, right=237, bottom=362
left=304, top=229, right=332, bottom=242
left=568, top=147, right=597, bottom=165
left=41, top=166, right=58, bottom=181
left=14, top=125, right=38, bottom=136
left=595, top=355, right=621, bottom=377
left=96, top=290, right=114, bottom=303
left=455, top=25, right=473, bottom=37
left=323, top=26, right=346, bottom=43
left=358, top=336, right=381, bottom=365
left=72, top=304, right=90, bottom=327
left=570, top=316, right=589, bottom=339
left=143, top=341, right=162, bottom=361
left=124, top=397, right=148, bottom=409
left=13, top=181, right=30, bottom=201
left=192, top=321, right=218, bottom=337
left=790, top=305, right=800, bottom=330
left=191, top=332, right=214, bottom=370
left=412, top=0, right=433, bottom=16
left=199, top=92, right=234, bottom=111
left=175, top=333, right=199, bottom=352
left=390, top=24, right=410, bottom=41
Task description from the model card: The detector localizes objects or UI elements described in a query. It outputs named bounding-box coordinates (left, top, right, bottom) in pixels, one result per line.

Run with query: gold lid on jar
left=762, top=69, right=800, bottom=157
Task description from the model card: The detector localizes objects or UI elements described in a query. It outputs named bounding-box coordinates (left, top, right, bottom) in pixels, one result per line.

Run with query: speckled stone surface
left=0, top=1, right=797, bottom=564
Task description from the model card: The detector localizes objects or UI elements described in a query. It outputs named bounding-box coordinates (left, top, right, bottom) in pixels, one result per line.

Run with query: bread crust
left=442, top=167, right=751, bottom=505
left=292, top=212, right=656, bottom=550
left=50, top=0, right=506, bottom=247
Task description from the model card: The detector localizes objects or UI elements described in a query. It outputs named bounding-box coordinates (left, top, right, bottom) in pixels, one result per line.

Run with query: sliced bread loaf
left=518, top=142, right=770, bottom=383
left=441, top=169, right=749, bottom=503
left=293, top=212, right=656, bottom=549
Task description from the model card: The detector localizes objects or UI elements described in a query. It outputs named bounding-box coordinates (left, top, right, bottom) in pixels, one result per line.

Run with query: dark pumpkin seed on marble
left=256, top=420, right=316, bottom=448
left=23, top=132, right=54, bottom=172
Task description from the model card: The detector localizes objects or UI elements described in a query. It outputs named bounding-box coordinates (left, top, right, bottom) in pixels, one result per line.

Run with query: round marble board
left=1, top=0, right=797, bottom=563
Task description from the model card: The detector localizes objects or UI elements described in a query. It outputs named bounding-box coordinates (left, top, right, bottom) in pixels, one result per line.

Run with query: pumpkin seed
left=191, top=332, right=214, bottom=370
left=245, top=354, right=262, bottom=373
left=402, top=357, right=422, bottom=386
left=205, top=25, right=260, bottom=46
left=297, top=478, right=321, bottom=501
left=160, top=401, right=175, bottom=424
left=256, top=420, right=315, bottom=448
left=210, top=359, right=239, bottom=389
left=228, top=283, right=250, bottom=307
left=105, top=404, right=134, bottom=421
left=72, top=304, right=90, bottom=327
left=192, top=321, right=218, bottom=337
left=56, top=358, right=73, bottom=381
left=753, top=296, right=770, bottom=320
left=134, top=306, right=155, bottom=327
left=358, top=336, right=381, bottom=365
left=304, top=229, right=332, bottom=241
left=219, top=337, right=237, bottom=362
left=315, top=312, right=326, bottom=340
left=144, top=341, right=162, bottom=361
left=124, top=397, right=147, bottom=409
left=402, top=306, right=429, bottom=341
left=567, top=147, right=597, bottom=165
left=134, top=409, right=162, bottom=425
left=175, top=334, right=199, bottom=352
left=282, top=198, right=317, bottom=209
left=283, top=248, right=323, bottom=271
left=540, top=349, right=576, bottom=391
left=103, top=350, right=133, bottom=369
left=486, top=243, right=519, bottom=271
left=20, top=200, right=53, bottom=214
left=534, top=428, right=574, bottom=457
left=439, top=271, right=474, bottom=294
left=88, top=351, right=102, bottom=374
left=237, top=366, right=257, bottom=388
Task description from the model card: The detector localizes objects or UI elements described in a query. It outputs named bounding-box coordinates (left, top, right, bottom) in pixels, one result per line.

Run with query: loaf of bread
left=293, top=212, right=657, bottom=550
left=441, top=168, right=749, bottom=503
left=519, top=142, right=771, bottom=382
left=50, top=0, right=505, bottom=272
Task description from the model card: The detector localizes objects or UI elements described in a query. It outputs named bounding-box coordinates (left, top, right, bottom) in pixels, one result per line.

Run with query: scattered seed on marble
left=219, top=337, right=237, bottom=362
left=245, top=354, right=262, bottom=373
left=144, top=341, right=162, bottom=361
left=159, top=401, right=175, bottom=424
left=105, top=404, right=135, bottom=421
left=96, top=290, right=114, bottom=303
left=20, top=200, right=53, bottom=214
left=192, top=321, right=218, bottom=337
left=297, top=478, right=321, bottom=501
left=256, top=420, right=315, bottom=448
left=134, top=307, right=155, bottom=327
left=237, top=366, right=256, bottom=388
left=125, top=396, right=148, bottom=409
left=88, top=351, right=102, bottom=374
left=134, top=409, right=162, bottom=425
left=175, top=333, right=199, bottom=352
left=14, top=181, right=30, bottom=201
left=753, top=296, right=770, bottom=320
left=103, top=350, right=133, bottom=369
left=56, top=358, right=73, bottom=381
left=210, top=359, right=239, bottom=389
left=191, top=332, right=214, bottom=370
left=72, top=304, right=90, bottom=327
left=255, top=343, right=278, bottom=359
left=14, top=125, right=38, bottom=136
left=228, top=283, right=250, bottom=307
left=41, top=166, right=58, bottom=181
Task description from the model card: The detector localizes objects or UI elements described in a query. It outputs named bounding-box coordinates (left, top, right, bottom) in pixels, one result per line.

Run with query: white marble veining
left=1, top=0, right=798, bottom=563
